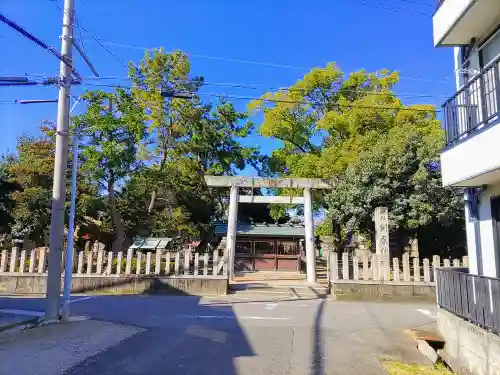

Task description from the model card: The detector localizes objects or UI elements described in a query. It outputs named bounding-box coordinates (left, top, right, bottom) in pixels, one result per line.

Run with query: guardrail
left=436, top=267, right=500, bottom=334
left=328, top=252, right=467, bottom=284
left=0, top=247, right=229, bottom=278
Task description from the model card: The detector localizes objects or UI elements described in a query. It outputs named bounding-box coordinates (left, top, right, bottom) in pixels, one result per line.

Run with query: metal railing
left=436, top=268, right=500, bottom=335
left=442, top=55, right=500, bottom=146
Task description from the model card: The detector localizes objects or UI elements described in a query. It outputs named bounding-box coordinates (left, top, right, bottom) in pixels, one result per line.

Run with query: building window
left=235, top=241, right=252, bottom=254
left=254, top=240, right=274, bottom=255
left=277, top=240, right=299, bottom=256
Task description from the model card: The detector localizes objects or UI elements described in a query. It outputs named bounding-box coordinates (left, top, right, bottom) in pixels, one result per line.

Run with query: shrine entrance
left=236, top=237, right=300, bottom=272
left=214, top=223, right=304, bottom=272
left=205, top=176, right=331, bottom=283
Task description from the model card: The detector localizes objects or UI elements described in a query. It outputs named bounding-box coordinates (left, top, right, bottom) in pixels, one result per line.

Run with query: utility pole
left=45, top=0, right=76, bottom=322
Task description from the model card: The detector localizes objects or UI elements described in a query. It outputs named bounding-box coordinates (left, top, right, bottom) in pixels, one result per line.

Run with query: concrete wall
left=0, top=274, right=228, bottom=296
left=438, top=309, right=500, bottom=375
left=331, top=281, right=435, bottom=301
left=464, top=182, right=500, bottom=278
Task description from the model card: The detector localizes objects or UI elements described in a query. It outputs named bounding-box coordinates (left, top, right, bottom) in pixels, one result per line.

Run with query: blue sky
left=1, top=0, right=455, bottom=175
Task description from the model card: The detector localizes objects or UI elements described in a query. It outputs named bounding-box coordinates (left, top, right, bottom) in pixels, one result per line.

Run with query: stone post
left=319, top=236, right=335, bottom=260
left=226, top=185, right=239, bottom=280
left=304, top=187, right=316, bottom=283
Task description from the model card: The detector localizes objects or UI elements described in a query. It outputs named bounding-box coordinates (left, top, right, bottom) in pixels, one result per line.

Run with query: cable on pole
left=78, top=81, right=440, bottom=112
left=0, top=76, right=81, bottom=86
left=48, top=0, right=127, bottom=70
left=344, top=0, right=433, bottom=16
left=79, top=39, right=452, bottom=84
left=0, top=12, right=82, bottom=81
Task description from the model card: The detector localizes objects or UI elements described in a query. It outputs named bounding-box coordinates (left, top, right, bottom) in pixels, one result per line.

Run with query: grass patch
left=382, top=359, right=451, bottom=375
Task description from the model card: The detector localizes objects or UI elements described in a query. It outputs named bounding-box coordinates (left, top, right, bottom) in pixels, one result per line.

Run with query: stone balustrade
left=0, top=247, right=229, bottom=278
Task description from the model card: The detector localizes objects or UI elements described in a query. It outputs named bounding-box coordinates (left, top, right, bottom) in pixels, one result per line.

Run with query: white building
left=434, top=0, right=500, bottom=277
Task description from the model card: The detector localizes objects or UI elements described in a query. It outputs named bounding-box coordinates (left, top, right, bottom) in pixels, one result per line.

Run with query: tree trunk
left=147, top=149, right=167, bottom=214
left=108, top=174, right=125, bottom=253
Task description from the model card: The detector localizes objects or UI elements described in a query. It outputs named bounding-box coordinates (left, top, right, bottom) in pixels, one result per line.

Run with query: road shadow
left=62, top=295, right=255, bottom=374
left=0, top=290, right=256, bottom=375
left=311, top=300, right=326, bottom=375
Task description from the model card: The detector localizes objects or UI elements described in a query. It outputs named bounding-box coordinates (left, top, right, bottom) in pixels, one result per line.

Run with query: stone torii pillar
left=303, top=188, right=316, bottom=283
left=226, top=185, right=239, bottom=280
left=205, top=176, right=332, bottom=283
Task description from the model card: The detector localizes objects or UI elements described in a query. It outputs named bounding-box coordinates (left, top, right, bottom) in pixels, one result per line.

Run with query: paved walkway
left=0, top=295, right=437, bottom=374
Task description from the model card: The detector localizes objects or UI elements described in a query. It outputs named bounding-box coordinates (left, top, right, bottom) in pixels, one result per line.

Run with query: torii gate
left=205, top=176, right=331, bottom=283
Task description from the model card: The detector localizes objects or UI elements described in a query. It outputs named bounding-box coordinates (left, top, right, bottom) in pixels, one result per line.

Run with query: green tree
left=250, top=63, right=401, bottom=182
left=117, top=160, right=214, bottom=239
left=75, top=89, right=146, bottom=252
left=250, top=62, right=446, bottom=240
left=7, top=129, right=55, bottom=243
left=237, top=188, right=290, bottom=224
left=326, top=123, right=464, bottom=255
left=128, top=49, right=201, bottom=213
left=0, top=155, right=19, bottom=235
left=129, top=49, right=262, bottom=224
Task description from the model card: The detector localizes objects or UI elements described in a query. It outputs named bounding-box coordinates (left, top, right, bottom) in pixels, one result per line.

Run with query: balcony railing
left=436, top=268, right=500, bottom=335
left=443, top=55, right=500, bottom=146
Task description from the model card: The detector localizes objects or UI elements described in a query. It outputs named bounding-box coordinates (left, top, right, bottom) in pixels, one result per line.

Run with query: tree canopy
left=0, top=57, right=464, bottom=256
left=250, top=62, right=463, bottom=250
left=327, top=124, right=463, bottom=235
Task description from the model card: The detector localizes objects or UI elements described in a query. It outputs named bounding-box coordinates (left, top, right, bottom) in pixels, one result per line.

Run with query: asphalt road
left=0, top=294, right=437, bottom=375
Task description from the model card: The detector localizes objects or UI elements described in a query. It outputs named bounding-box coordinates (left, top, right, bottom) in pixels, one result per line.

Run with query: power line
left=0, top=37, right=61, bottom=77
left=0, top=72, right=54, bottom=78
left=48, top=0, right=128, bottom=69
left=0, top=75, right=80, bottom=87
left=345, top=0, right=433, bottom=16
left=0, top=11, right=82, bottom=80
left=0, top=71, right=452, bottom=100
left=75, top=14, right=86, bottom=53
left=199, top=92, right=442, bottom=112
left=394, top=0, right=435, bottom=7
left=0, top=34, right=45, bottom=62
left=78, top=81, right=440, bottom=112
left=0, top=72, right=453, bottom=87
left=49, top=0, right=86, bottom=51
left=83, top=39, right=309, bottom=71
left=71, top=75, right=450, bottom=98
left=80, top=39, right=451, bottom=84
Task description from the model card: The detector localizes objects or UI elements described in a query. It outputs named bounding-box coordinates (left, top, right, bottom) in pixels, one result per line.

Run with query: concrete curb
left=0, top=317, right=41, bottom=335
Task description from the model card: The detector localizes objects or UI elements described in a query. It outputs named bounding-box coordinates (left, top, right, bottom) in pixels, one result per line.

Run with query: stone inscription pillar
left=374, top=207, right=390, bottom=255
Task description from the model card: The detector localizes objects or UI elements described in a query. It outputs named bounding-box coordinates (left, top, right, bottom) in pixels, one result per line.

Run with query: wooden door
left=253, top=240, right=276, bottom=270
left=276, top=239, right=300, bottom=271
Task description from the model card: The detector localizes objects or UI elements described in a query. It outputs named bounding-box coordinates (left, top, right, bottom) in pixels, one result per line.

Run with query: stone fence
left=328, top=252, right=467, bottom=300
left=0, top=247, right=229, bottom=296
left=0, top=247, right=229, bottom=277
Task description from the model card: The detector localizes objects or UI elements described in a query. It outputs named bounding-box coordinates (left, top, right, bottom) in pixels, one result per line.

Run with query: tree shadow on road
left=61, top=294, right=255, bottom=375
left=0, top=280, right=256, bottom=375
left=311, top=299, right=326, bottom=375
